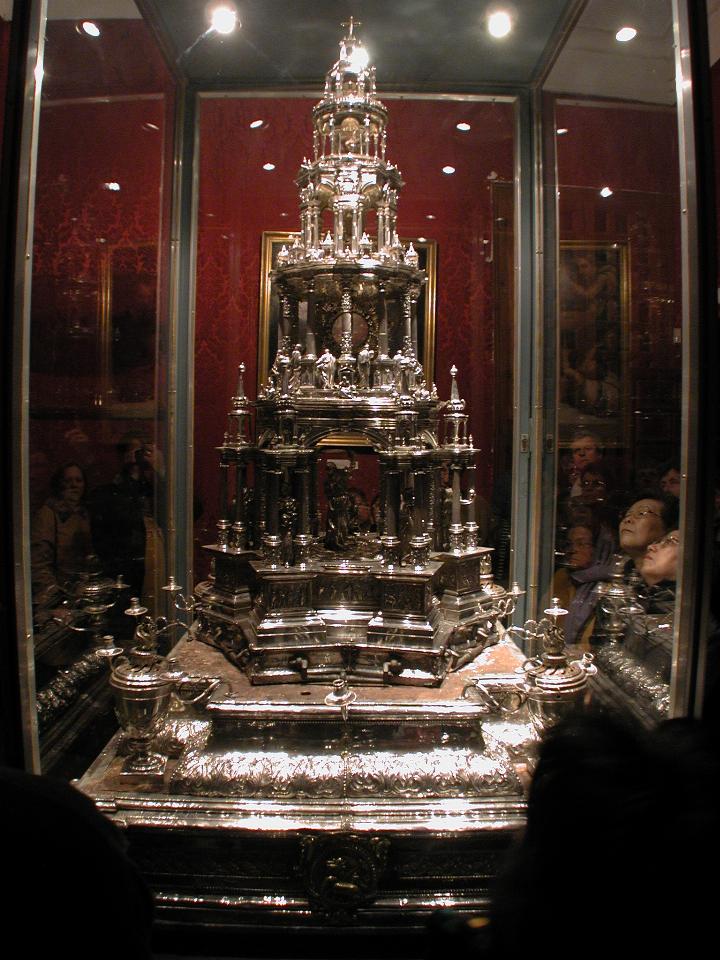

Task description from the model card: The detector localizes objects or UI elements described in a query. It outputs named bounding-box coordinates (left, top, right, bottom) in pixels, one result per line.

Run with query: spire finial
left=341, top=16, right=360, bottom=39
left=447, top=364, right=466, bottom=412
left=235, top=362, right=246, bottom=400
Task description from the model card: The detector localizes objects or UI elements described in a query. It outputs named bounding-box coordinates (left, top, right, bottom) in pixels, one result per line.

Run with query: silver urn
left=110, top=650, right=222, bottom=777
left=110, top=651, right=182, bottom=776
left=518, top=599, right=597, bottom=734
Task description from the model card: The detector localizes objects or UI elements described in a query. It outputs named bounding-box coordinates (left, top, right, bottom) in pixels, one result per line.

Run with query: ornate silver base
left=197, top=545, right=510, bottom=687
left=79, top=637, right=534, bottom=929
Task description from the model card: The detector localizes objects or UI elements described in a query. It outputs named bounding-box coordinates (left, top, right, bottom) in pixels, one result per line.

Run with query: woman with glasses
left=552, top=519, right=614, bottom=648
left=618, top=493, right=679, bottom=574
left=613, top=529, right=681, bottom=688
left=638, top=530, right=680, bottom=613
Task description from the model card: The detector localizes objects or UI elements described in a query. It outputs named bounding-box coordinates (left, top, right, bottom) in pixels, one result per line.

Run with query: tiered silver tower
left=196, top=23, right=512, bottom=685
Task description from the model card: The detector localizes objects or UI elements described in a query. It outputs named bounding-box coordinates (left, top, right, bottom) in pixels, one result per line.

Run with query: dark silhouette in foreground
left=427, top=712, right=720, bottom=959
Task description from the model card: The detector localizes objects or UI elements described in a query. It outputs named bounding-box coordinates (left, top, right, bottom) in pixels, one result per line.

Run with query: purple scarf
left=564, top=529, right=615, bottom=644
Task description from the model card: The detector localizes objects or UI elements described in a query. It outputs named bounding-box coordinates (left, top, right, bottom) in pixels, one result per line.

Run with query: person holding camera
left=89, top=433, right=166, bottom=614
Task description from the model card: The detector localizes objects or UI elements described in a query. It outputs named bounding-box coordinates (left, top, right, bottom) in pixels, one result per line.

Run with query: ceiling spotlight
left=249, top=119, right=264, bottom=129
left=263, top=163, right=276, bottom=171
left=615, top=26, right=637, bottom=42
left=487, top=11, right=513, bottom=39
left=456, top=122, right=471, bottom=132
left=103, top=181, right=121, bottom=192
left=426, top=214, right=437, bottom=220
left=417, top=236, right=427, bottom=243
left=142, top=122, right=160, bottom=132
left=80, top=21, right=101, bottom=37
left=599, top=186, right=613, bottom=198
left=210, top=5, right=239, bottom=35
left=556, top=127, right=568, bottom=135
left=442, top=165, right=456, bottom=175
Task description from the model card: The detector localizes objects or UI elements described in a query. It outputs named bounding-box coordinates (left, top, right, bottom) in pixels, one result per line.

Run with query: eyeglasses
left=621, top=508, right=661, bottom=522
left=650, top=534, right=680, bottom=549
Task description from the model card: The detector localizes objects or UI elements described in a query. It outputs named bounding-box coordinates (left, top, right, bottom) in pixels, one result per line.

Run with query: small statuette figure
left=276, top=244, right=290, bottom=264
left=290, top=234, right=303, bottom=259
left=392, top=348, right=408, bottom=391
left=279, top=493, right=297, bottom=566
left=324, top=462, right=355, bottom=550
left=278, top=354, right=291, bottom=395
left=316, top=346, right=336, bottom=388
left=322, top=231, right=334, bottom=257
left=290, top=343, right=302, bottom=391
left=404, top=242, right=419, bottom=267
left=357, top=342, right=374, bottom=389
left=359, top=232, right=373, bottom=256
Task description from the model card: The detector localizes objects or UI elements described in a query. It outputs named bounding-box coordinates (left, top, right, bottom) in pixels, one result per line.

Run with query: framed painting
left=557, top=241, right=630, bottom=449
left=99, top=242, right=158, bottom=411
left=257, top=231, right=437, bottom=400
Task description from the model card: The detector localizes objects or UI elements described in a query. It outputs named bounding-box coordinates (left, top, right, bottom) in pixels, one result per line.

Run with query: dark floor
left=152, top=925, right=426, bottom=960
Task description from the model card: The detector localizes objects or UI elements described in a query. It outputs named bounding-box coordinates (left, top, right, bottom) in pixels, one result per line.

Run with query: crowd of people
left=553, top=429, right=687, bottom=648
left=30, top=432, right=166, bottom=619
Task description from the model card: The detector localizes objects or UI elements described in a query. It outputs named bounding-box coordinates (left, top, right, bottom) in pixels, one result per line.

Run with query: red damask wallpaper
left=28, top=18, right=174, bottom=501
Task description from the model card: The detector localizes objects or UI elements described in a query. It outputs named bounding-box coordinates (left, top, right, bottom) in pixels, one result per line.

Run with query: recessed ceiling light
left=210, top=5, right=239, bottom=35
left=426, top=214, right=437, bottom=220
left=142, top=122, right=160, bottom=132
left=279, top=212, right=289, bottom=218
left=249, top=119, right=264, bottom=129
left=103, top=181, right=121, bottom=191
left=556, top=127, right=568, bottom=135
left=599, top=186, right=613, bottom=198
left=456, top=122, right=471, bottom=132
left=263, top=163, right=276, bottom=171
left=442, top=165, right=456, bottom=175
left=487, top=11, right=512, bottom=39
left=80, top=21, right=100, bottom=37
left=417, top=236, right=427, bottom=242
left=615, top=26, right=637, bottom=42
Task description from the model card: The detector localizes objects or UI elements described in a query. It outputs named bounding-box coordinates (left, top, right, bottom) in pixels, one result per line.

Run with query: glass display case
left=1, top=0, right=716, bottom=937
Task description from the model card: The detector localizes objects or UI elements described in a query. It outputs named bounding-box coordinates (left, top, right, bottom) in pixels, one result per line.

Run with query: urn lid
left=74, top=557, right=116, bottom=603
left=110, top=651, right=180, bottom=691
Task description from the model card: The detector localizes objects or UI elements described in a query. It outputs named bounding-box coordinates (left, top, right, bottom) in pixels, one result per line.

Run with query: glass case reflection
left=27, top=1, right=175, bottom=775
left=544, top=0, right=681, bottom=723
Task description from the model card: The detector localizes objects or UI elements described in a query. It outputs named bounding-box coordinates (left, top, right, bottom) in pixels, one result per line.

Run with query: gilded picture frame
left=257, top=231, right=437, bottom=403
left=98, top=241, right=158, bottom=414
left=557, top=240, right=631, bottom=449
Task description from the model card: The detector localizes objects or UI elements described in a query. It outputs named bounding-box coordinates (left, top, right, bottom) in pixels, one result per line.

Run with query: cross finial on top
left=341, top=16, right=361, bottom=38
